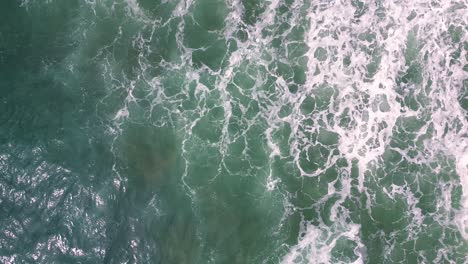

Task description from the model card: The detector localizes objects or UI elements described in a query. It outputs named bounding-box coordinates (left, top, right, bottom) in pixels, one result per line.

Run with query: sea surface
left=0, top=0, right=467, bottom=263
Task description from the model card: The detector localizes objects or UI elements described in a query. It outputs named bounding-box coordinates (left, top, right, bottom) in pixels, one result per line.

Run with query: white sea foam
left=280, top=0, right=468, bottom=262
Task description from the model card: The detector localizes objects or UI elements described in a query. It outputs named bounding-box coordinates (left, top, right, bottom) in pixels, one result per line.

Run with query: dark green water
left=0, top=0, right=467, bottom=263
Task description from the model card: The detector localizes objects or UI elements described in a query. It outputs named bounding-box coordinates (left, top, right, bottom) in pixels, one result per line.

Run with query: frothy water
left=1, top=0, right=467, bottom=263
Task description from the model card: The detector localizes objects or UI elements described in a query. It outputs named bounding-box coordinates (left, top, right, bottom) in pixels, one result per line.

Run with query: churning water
left=0, top=0, right=467, bottom=263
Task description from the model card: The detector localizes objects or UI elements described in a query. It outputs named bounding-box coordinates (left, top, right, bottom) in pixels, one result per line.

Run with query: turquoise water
left=0, top=0, right=467, bottom=263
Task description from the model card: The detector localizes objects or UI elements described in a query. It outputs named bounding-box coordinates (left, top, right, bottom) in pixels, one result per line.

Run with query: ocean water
left=0, top=0, right=467, bottom=263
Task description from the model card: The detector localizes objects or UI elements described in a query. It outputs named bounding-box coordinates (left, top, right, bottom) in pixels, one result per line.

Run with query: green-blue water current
left=0, top=0, right=467, bottom=263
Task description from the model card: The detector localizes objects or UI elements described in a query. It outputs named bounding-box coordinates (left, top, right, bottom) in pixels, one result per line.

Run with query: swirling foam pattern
left=0, top=0, right=467, bottom=263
